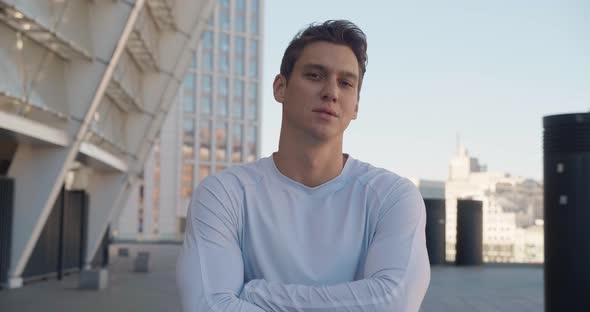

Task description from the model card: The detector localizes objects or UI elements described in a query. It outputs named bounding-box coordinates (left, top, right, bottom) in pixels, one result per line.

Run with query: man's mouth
left=312, top=108, right=338, bottom=117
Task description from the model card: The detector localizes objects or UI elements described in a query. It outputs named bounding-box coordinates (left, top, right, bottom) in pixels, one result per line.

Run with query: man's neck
left=273, top=131, right=346, bottom=188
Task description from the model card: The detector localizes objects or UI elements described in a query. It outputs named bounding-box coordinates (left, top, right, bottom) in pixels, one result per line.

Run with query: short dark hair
left=280, top=20, right=368, bottom=93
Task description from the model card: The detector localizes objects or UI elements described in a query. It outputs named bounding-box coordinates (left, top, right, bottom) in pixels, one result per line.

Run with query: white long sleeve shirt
left=177, top=155, right=430, bottom=311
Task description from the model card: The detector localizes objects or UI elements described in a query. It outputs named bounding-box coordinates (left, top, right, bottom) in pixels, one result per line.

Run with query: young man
left=177, top=20, right=430, bottom=311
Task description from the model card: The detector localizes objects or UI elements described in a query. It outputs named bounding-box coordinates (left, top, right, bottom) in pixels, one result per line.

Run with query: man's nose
left=320, top=78, right=338, bottom=102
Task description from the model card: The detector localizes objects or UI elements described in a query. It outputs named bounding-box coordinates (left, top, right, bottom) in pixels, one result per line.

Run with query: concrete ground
left=0, top=244, right=543, bottom=312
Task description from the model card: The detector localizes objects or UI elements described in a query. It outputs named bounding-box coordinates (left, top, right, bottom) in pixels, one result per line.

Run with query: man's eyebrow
left=302, top=63, right=359, bottom=81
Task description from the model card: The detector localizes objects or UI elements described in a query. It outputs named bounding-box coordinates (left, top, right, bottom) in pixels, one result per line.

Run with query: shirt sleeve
left=239, top=180, right=431, bottom=312
left=176, top=176, right=266, bottom=312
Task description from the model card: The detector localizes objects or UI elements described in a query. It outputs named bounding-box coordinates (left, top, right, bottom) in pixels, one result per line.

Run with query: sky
left=259, top=0, right=589, bottom=181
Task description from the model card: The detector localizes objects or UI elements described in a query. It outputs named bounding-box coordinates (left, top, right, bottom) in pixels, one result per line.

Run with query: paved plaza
left=0, top=244, right=543, bottom=312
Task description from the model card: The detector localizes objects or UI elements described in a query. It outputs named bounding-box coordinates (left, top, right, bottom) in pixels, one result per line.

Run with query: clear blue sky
left=260, top=0, right=589, bottom=181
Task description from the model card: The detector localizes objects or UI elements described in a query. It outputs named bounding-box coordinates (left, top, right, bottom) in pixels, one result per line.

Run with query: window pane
left=215, top=122, right=228, bottom=161
left=220, top=9, right=230, bottom=30
left=233, top=80, right=244, bottom=119
left=181, top=163, right=193, bottom=199
left=250, top=0, right=259, bottom=13
left=200, top=94, right=212, bottom=115
left=218, top=77, right=229, bottom=96
left=249, top=40, right=258, bottom=58
left=199, top=165, right=210, bottom=182
left=216, top=97, right=228, bottom=117
left=183, top=94, right=195, bottom=113
left=247, top=82, right=257, bottom=100
left=184, top=73, right=194, bottom=90
left=235, top=14, right=245, bottom=32
left=183, top=119, right=194, bottom=141
left=235, top=57, right=244, bottom=75
left=246, top=102, right=257, bottom=120
left=202, top=31, right=213, bottom=49
left=232, top=124, right=242, bottom=162
left=201, top=75, right=212, bottom=93
left=202, top=52, right=213, bottom=71
left=215, top=166, right=226, bottom=173
left=236, top=0, right=245, bottom=10
left=233, top=80, right=244, bottom=97
left=249, top=13, right=258, bottom=34
left=220, top=34, right=230, bottom=52
left=199, top=120, right=211, bottom=161
left=219, top=54, right=229, bottom=73
left=235, top=37, right=245, bottom=54
left=221, top=0, right=229, bottom=8
left=248, top=59, right=257, bottom=77
left=246, top=125, right=257, bottom=162
left=233, top=101, right=243, bottom=119
left=183, top=141, right=194, bottom=159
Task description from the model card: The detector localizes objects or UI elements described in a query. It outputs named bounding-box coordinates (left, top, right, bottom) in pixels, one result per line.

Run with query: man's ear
left=352, top=98, right=359, bottom=120
left=273, top=74, right=286, bottom=103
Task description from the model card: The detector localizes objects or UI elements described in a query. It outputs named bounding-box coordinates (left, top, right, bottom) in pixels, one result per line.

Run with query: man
left=177, top=20, right=430, bottom=311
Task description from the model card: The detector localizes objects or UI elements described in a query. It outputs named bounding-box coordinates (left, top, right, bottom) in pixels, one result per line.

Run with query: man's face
left=274, top=41, right=360, bottom=142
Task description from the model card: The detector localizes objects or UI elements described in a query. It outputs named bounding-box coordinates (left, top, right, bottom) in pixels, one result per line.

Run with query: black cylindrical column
left=544, top=113, right=590, bottom=312
left=0, top=177, right=14, bottom=285
left=424, top=199, right=445, bottom=265
left=455, top=199, right=483, bottom=266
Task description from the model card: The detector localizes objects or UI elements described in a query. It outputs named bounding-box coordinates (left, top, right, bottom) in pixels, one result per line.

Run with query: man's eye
left=305, top=72, right=321, bottom=79
left=340, top=80, right=354, bottom=88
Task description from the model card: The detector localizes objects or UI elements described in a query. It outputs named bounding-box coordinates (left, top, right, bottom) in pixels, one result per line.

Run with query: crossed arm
left=176, top=176, right=431, bottom=312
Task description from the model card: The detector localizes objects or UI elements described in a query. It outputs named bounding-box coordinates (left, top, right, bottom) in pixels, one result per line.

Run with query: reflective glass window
left=202, top=31, right=213, bottom=49
left=247, top=82, right=257, bottom=100
left=183, top=119, right=194, bottom=141
left=215, top=122, right=228, bottom=161
left=246, top=125, right=257, bottom=162
left=216, top=97, right=228, bottom=117
left=181, top=163, right=193, bottom=199
left=220, top=9, right=230, bottom=30
left=183, top=94, right=195, bottom=113
left=235, top=37, right=245, bottom=54
left=201, top=75, right=212, bottom=93
left=199, top=165, right=210, bottom=182
left=200, top=94, right=212, bottom=115
left=235, top=57, right=244, bottom=75
left=218, top=78, right=229, bottom=96
left=232, top=124, right=242, bottom=162
left=236, top=0, right=245, bottom=10
left=184, top=73, right=195, bottom=90
left=219, top=54, right=229, bottom=73
left=202, top=52, right=213, bottom=71
left=199, top=120, right=212, bottom=161
left=235, top=14, right=245, bottom=32
left=249, top=13, right=258, bottom=34
left=249, top=40, right=258, bottom=58
left=246, top=102, right=257, bottom=120
left=233, top=101, right=243, bottom=119
left=220, top=33, right=230, bottom=52
left=233, top=80, right=244, bottom=98
left=250, top=0, right=259, bottom=13
left=248, top=60, right=257, bottom=77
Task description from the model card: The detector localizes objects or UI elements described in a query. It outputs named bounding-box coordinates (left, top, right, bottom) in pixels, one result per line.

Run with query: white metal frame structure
left=0, top=0, right=216, bottom=288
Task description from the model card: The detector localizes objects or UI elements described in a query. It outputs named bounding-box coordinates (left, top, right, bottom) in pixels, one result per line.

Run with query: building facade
left=445, top=145, right=544, bottom=263
left=115, top=0, right=264, bottom=241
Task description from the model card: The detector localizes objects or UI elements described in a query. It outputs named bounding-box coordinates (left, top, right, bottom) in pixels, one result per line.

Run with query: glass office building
left=116, top=0, right=263, bottom=240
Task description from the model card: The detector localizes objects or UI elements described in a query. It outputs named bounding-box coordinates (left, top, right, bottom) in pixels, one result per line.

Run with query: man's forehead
left=296, top=42, right=359, bottom=77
